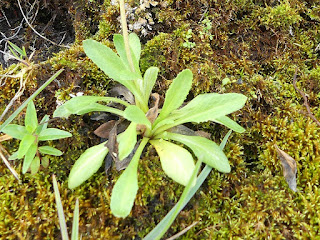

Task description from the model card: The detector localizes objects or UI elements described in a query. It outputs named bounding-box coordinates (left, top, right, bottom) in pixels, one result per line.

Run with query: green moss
left=1, top=0, right=320, bottom=239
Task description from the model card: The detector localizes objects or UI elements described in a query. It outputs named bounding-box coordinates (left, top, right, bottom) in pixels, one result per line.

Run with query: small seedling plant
left=2, top=101, right=72, bottom=174
left=53, top=30, right=247, bottom=218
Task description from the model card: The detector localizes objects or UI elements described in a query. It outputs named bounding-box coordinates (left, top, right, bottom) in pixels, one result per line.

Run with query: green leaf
left=156, top=69, right=193, bottom=123
left=71, top=199, right=80, bottom=240
left=113, top=33, right=141, bottom=74
left=2, top=124, right=29, bottom=140
left=213, top=115, right=245, bottom=133
left=52, top=175, right=69, bottom=240
left=150, top=139, right=195, bottom=186
left=22, top=143, right=37, bottom=173
left=163, top=132, right=230, bottom=173
left=17, top=134, right=36, bottom=158
left=35, top=115, right=50, bottom=135
left=68, top=142, right=109, bottom=189
left=25, top=101, right=38, bottom=133
left=162, top=93, right=247, bottom=127
left=144, top=130, right=233, bottom=240
left=53, top=96, right=128, bottom=118
left=41, top=156, right=50, bottom=168
left=117, top=122, right=137, bottom=160
left=142, top=67, right=159, bottom=103
left=83, top=39, right=140, bottom=82
left=8, top=41, right=26, bottom=58
left=129, top=33, right=141, bottom=67
left=30, top=156, right=40, bottom=175
left=110, top=137, right=149, bottom=218
left=124, top=105, right=151, bottom=129
left=9, top=151, right=18, bottom=160
left=38, top=128, right=72, bottom=141
left=38, top=146, right=63, bottom=156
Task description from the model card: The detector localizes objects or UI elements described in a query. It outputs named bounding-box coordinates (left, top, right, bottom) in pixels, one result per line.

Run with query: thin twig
left=166, top=221, right=199, bottom=240
left=292, top=68, right=320, bottom=127
left=0, top=144, right=20, bottom=182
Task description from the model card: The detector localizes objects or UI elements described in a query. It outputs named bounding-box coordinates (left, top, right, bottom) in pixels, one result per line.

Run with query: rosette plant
left=53, top=30, right=247, bottom=217
left=2, top=100, right=72, bottom=174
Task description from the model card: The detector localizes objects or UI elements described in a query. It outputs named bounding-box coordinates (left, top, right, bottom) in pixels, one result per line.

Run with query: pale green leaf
left=124, top=105, right=151, bottom=129
left=38, top=146, right=63, bottom=156
left=71, top=199, right=80, bottom=240
left=2, top=124, right=29, bottom=140
left=35, top=115, right=50, bottom=135
left=25, top=101, right=38, bottom=133
left=68, top=142, right=109, bottom=189
left=22, top=143, right=37, bottom=173
left=53, top=96, right=127, bottom=118
left=213, top=115, right=245, bottom=133
left=117, top=122, right=137, bottom=160
left=163, top=93, right=247, bottom=127
left=150, top=139, right=195, bottom=186
left=30, top=156, right=40, bottom=175
left=9, top=151, right=18, bottom=160
left=156, top=69, right=193, bottom=123
left=18, top=134, right=36, bottom=158
left=83, top=39, right=140, bottom=82
left=164, top=132, right=230, bottom=173
left=110, top=137, right=149, bottom=218
left=52, top=175, right=69, bottom=240
left=38, top=128, right=72, bottom=141
left=142, top=67, right=159, bottom=103
left=113, top=33, right=141, bottom=74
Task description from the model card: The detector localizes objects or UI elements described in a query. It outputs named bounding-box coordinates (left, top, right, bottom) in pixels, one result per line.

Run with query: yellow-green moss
left=1, top=0, right=320, bottom=239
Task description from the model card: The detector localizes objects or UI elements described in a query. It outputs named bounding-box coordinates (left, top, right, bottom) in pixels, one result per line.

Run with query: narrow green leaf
left=83, top=39, right=140, bottom=82
left=71, top=199, right=79, bottom=240
left=17, top=134, right=36, bottom=158
left=0, top=69, right=64, bottom=132
left=30, top=156, right=40, bottom=175
left=38, top=128, right=72, bottom=141
left=156, top=69, right=193, bottom=123
left=150, top=139, right=195, bottom=186
left=213, top=115, right=245, bottom=133
left=38, top=146, right=63, bottom=156
left=35, top=115, right=50, bottom=135
left=52, top=175, right=69, bottom=240
left=22, top=143, right=37, bottom=173
left=163, top=132, right=230, bottom=173
left=111, top=137, right=149, bottom=218
left=124, top=105, right=151, bottom=129
left=113, top=33, right=141, bottom=75
left=68, top=142, right=109, bottom=189
left=117, top=123, right=137, bottom=160
left=8, top=41, right=25, bottom=57
left=129, top=33, right=141, bottom=67
left=2, top=124, right=29, bottom=140
left=25, top=101, right=38, bottom=133
left=142, top=67, right=159, bottom=103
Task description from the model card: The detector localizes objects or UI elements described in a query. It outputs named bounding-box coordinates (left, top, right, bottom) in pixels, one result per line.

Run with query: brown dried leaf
left=146, top=93, right=160, bottom=124
left=94, top=120, right=117, bottom=139
left=105, top=121, right=119, bottom=162
left=274, top=144, right=297, bottom=192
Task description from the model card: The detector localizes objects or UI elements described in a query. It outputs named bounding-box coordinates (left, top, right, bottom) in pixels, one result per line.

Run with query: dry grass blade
left=274, top=144, right=297, bottom=192
left=0, top=144, right=20, bottom=181
left=166, top=221, right=198, bottom=240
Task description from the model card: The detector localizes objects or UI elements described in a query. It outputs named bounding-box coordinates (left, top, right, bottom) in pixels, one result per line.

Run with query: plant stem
left=119, top=0, right=135, bottom=73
